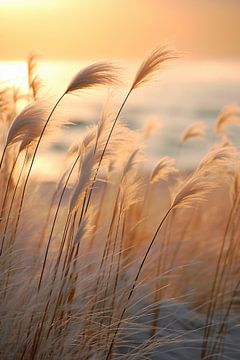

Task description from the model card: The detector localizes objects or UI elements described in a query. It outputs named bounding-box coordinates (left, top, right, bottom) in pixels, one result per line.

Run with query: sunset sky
left=1, top=0, right=240, bottom=61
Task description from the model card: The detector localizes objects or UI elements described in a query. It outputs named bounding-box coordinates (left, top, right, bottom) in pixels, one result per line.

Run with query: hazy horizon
left=1, top=57, right=240, bottom=181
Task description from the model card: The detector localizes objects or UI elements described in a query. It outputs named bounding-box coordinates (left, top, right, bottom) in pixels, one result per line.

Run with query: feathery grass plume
left=122, top=149, right=141, bottom=176
left=12, top=86, right=23, bottom=106
left=27, top=53, right=39, bottom=84
left=69, top=147, right=95, bottom=215
left=27, top=53, right=42, bottom=100
left=100, top=121, right=141, bottom=164
left=120, top=149, right=144, bottom=212
left=172, top=146, right=238, bottom=209
left=68, top=126, right=101, bottom=216
left=150, top=156, right=177, bottom=184
left=121, top=174, right=143, bottom=213
left=131, top=46, right=177, bottom=90
left=0, top=87, right=16, bottom=125
left=11, top=86, right=30, bottom=114
left=215, top=104, right=240, bottom=135
left=0, top=101, right=47, bottom=171
left=96, top=107, right=116, bottom=144
left=6, top=102, right=48, bottom=151
left=66, top=62, right=119, bottom=93
left=30, top=76, right=43, bottom=100
left=142, top=115, right=160, bottom=140
left=180, top=121, right=207, bottom=144
left=6, top=100, right=69, bottom=153
left=171, top=176, right=213, bottom=209
left=197, top=144, right=238, bottom=173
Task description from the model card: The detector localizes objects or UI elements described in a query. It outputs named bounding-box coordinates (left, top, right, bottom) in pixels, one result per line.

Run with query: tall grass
left=0, top=48, right=240, bottom=360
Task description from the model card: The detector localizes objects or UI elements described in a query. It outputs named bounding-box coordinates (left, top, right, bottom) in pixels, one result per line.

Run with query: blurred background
left=1, top=0, right=240, bottom=179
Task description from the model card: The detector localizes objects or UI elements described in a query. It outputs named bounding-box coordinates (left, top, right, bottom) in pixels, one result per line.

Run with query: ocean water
left=1, top=59, right=240, bottom=179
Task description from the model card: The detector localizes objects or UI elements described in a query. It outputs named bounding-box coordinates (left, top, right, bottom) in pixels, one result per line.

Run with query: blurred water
left=1, top=59, right=240, bottom=179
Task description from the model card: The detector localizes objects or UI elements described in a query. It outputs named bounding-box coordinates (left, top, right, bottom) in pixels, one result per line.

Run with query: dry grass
left=0, top=47, right=240, bottom=359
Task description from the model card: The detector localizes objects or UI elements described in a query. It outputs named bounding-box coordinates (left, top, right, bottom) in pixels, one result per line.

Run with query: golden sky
left=1, top=0, right=240, bottom=60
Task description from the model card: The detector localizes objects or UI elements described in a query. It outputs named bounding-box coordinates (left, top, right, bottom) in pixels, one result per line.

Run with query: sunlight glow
left=0, top=62, right=28, bottom=90
left=0, top=0, right=54, bottom=6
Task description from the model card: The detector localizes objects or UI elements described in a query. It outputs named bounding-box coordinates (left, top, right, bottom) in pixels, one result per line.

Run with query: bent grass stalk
left=2, top=150, right=29, bottom=299
left=105, top=207, right=172, bottom=359
left=34, top=167, right=89, bottom=351
left=211, top=277, right=240, bottom=357
left=13, top=93, right=66, bottom=238
left=207, top=197, right=240, bottom=357
left=37, top=151, right=80, bottom=290
left=150, top=218, right=171, bottom=338
left=201, top=194, right=239, bottom=358
left=0, top=149, right=28, bottom=255
left=0, top=145, right=8, bottom=172
left=83, top=89, right=132, bottom=217
left=0, top=152, right=20, bottom=219
left=0, top=151, right=20, bottom=237
left=26, top=212, right=73, bottom=359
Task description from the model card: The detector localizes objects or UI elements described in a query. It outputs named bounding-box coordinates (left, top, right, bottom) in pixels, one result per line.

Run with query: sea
left=0, top=59, right=240, bottom=180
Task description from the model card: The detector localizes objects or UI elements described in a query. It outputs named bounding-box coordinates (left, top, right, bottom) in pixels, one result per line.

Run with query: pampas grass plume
left=6, top=102, right=47, bottom=151
left=215, top=105, right=240, bottom=135
left=150, top=156, right=177, bottom=184
left=131, top=46, right=177, bottom=90
left=171, top=176, right=212, bottom=209
left=66, top=62, right=119, bottom=93
left=142, top=116, right=160, bottom=140
left=180, top=121, right=207, bottom=144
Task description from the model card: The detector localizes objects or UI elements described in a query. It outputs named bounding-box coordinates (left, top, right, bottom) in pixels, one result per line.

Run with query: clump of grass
left=0, top=46, right=240, bottom=360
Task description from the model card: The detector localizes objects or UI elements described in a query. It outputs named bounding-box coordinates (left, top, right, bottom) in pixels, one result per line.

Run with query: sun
left=0, top=0, right=30, bottom=3
left=0, top=0, right=51, bottom=6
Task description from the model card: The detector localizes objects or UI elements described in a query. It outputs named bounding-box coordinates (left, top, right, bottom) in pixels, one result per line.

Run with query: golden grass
left=0, top=48, right=240, bottom=359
